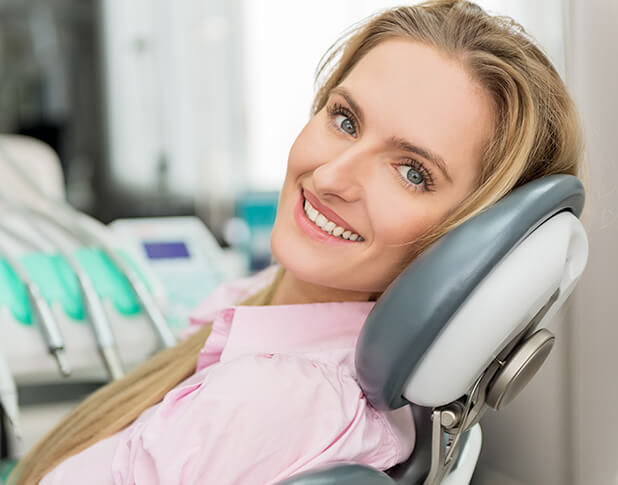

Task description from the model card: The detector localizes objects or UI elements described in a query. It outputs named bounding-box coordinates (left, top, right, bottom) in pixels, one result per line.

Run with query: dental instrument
left=1, top=206, right=125, bottom=381
left=0, top=224, right=70, bottom=377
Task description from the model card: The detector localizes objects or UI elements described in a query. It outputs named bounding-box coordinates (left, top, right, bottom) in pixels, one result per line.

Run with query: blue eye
left=397, top=165, right=424, bottom=185
left=407, top=168, right=424, bottom=184
left=337, top=115, right=356, bottom=136
left=395, top=162, right=436, bottom=192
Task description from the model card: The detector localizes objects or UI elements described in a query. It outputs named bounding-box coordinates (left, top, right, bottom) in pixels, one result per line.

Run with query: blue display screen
left=143, top=241, right=190, bottom=260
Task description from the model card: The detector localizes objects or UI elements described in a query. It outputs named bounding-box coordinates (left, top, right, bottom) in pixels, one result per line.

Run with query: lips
left=302, top=189, right=360, bottom=235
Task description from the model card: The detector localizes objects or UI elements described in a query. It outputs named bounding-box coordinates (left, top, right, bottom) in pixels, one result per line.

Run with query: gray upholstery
left=276, top=465, right=395, bottom=485
left=385, top=405, right=433, bottom=484
left=356, top=174, right=584, bottom=411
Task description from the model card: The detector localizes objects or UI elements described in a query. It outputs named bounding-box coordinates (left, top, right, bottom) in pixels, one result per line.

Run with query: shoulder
left=199, top=354, right=409, bottom=476
left=113, top=353, right=411, bottom=483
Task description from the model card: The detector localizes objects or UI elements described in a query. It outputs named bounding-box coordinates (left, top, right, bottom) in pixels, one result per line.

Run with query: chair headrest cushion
left=356, top=174, right=584, bottom=410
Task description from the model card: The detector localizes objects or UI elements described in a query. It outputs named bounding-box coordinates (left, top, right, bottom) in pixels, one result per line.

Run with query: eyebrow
left=330, top=87, right=365, bottom=126
left=329, top=86, right=453, bottom=184
left=387, top=136, right=453, bottom=184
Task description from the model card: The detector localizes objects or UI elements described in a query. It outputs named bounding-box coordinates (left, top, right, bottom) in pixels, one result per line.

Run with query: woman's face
left=271, top=39, right=495, bottom=295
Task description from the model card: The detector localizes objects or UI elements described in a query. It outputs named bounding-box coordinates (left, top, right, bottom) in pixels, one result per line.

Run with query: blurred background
left=0, top=0, right=568, bottom=234
left=0, top=0, right=616, bottom=484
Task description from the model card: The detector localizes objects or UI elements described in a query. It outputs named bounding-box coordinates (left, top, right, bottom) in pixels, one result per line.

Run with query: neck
left=269, top=268, right=372, bottom=305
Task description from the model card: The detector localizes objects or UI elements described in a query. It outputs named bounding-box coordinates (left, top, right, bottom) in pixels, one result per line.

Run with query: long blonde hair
left=10, top=1, right=584, bottom=483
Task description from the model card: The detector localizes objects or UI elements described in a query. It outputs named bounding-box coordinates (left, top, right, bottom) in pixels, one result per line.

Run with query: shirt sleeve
left=110, top=353, right=409, bottom=485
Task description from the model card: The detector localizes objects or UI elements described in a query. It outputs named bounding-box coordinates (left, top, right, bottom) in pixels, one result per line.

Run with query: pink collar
left=219, top=302, right=375, bottom=363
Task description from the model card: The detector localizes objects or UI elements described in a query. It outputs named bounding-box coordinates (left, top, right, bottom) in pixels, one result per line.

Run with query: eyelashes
left=325, top=100, right=436, bottom=193
left=326, top=103, right=358, bottom=137
left=397, top=159, right=436, bottom=193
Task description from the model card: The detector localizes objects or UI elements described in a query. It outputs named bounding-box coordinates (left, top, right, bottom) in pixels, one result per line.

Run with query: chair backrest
left=358, top=175, right=587, bottom=482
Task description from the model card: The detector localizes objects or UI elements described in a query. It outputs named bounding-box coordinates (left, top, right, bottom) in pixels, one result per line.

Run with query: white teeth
left=303, top=198, right=363, bottom=242
left=307, top=207, right=318, bottom=222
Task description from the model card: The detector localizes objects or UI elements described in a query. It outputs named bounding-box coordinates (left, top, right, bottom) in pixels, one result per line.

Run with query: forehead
left=340, top=39, right=494, bottom=174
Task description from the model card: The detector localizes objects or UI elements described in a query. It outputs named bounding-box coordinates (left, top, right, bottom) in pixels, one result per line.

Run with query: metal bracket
left=422, top=288, right=561, bottom=485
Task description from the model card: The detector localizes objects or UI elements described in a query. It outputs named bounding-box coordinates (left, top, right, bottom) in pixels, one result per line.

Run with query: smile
left=302, top=199, right=364, bottom=241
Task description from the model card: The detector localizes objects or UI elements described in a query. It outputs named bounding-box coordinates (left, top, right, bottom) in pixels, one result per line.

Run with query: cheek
left=286, top=117, right=331, bottom=176
left=367, top=187, right=434, bottom=247
left=275, top=125, right=314, bottom=210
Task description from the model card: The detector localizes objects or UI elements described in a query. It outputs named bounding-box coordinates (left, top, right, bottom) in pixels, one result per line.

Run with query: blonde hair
left=10, top=1, right=584, bottom=483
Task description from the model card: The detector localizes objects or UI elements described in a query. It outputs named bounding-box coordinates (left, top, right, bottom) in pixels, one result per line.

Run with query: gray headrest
left=356, top=175, right=585, bottom=410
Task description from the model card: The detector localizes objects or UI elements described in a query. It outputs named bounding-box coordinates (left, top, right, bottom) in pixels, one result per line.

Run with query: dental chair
left=278, top=174, right=588, bottom=485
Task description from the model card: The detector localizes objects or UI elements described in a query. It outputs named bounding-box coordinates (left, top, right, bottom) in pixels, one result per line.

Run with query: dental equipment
left=0, top=224, right=70, bottom=377
left=63, top=210, right=177, bottom=349
left=0, top=205, right=125, bottom=381
left=0, top=141, right=176, bottom=351
left=110, top=216, right=231, bottom=328
left=0, top=351, right=20, bottom=442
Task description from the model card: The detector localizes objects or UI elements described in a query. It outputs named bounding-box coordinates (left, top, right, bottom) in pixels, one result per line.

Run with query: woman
left=10, top=0, right=583, bottom=483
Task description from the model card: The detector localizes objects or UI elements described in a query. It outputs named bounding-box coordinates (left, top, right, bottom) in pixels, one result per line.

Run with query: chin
left=270, top=226, right=321, bottom=282
left=271, top=230, right=380, bottom=294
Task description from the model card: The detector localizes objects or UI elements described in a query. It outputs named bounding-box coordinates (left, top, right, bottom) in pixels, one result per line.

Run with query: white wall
left=567, top=0, right=618, bottom=483
left=475, top=1, right=618, bottom=484
left=475, top=306, right=572, bottom=485
left=241, top=0, right=405, bottom=191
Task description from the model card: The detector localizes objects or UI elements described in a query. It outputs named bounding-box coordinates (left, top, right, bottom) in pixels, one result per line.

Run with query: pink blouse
left=40, top=266, right=414, bottom=484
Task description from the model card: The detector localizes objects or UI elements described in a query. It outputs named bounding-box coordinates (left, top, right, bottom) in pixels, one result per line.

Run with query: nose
left=312, top=142, right=372, bottom=203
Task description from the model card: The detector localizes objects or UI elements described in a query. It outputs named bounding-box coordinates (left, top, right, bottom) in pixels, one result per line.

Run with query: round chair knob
left=486, top=329, right=555, bottom=410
